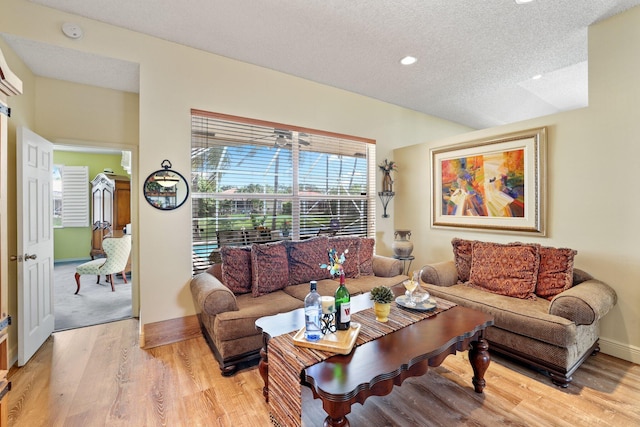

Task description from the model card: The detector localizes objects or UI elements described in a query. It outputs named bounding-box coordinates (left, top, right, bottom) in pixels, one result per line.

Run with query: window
left=53, top=165, right=63, bottom=227
left=191, top=110, right=376, bottom=273
left=52, top=165, right=90, bottom=228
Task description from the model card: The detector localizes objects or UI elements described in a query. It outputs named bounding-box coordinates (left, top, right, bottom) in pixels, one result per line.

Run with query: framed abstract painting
left=431, top=127, right=546, bottom=235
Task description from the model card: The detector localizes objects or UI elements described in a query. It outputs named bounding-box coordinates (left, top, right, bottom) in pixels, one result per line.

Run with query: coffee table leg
left=258, top=334, right=270, bottom=402
left=320, top=399, right=351, bottom=427
left=469, top=337, right=490, bottom=393
left=323, top=414, right=350, bottom=427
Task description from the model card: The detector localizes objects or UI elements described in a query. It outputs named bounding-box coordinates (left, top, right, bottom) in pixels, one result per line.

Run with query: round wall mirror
left=143, top=160, right=190, bottom=210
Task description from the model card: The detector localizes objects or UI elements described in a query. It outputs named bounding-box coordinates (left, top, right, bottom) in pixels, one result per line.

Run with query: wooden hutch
left=90, top=172, right=131, bottom=259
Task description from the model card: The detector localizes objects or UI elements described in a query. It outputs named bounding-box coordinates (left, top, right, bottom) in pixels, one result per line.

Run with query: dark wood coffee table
left=255, top=289, right=494, bottom=427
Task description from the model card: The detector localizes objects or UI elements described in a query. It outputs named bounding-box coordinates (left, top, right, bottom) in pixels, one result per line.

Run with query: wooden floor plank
left=7, top=319, right=640, bottom=427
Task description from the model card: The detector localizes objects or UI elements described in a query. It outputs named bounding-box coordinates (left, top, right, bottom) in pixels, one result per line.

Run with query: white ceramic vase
left=392, top=229, right=413, bottom=257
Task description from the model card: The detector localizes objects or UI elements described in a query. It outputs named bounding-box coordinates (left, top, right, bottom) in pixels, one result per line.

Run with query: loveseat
left=190, top=235, right=407, bottom=375
left=420, top=238, right=617, bottom=387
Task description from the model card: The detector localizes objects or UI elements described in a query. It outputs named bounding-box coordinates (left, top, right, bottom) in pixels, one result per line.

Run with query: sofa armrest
left=190, top=271, right=238, bottom=316
left=372, top=255, right=403, bottom=277
left=419, top=260, right=459, bottom=287
left=549, top=279, right=617, bottom=326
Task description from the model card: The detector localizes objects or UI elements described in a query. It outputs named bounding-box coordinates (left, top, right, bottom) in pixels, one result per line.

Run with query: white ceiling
left=4, top=0, right=640, bottom=129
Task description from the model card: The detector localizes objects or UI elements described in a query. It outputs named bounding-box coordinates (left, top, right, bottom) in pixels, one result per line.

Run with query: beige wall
left=35, top=77, right=139, bottom=145
left=0, top=0, right=471, bottom=360
left=394, top=8, right=640, bottom=363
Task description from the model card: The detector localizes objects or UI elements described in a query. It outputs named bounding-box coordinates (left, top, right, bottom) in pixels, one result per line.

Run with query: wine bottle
left=304, top=281, right=322, bottom=342
left=334, top=273, right=351, bottom=330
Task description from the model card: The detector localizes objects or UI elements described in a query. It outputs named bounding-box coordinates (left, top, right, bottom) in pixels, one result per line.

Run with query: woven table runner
left=268, top=297, right=457, bottom=427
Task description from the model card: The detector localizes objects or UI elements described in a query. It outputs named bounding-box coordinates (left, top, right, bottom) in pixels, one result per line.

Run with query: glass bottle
left=334, top=272, right=351, bottom=330
left=304, top=281, right=322, bottom=342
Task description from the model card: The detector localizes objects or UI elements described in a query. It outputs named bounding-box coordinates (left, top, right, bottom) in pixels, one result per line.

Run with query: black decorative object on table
left=321, top=312, right=337, bottom=334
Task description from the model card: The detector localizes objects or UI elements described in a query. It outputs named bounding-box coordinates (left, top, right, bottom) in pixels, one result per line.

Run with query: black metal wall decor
left=143, top=160, right=190, bottom=210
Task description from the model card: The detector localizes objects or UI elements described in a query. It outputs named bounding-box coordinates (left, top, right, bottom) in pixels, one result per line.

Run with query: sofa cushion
left=536, top=247, right=577, bottom=300
left=358, top=237, right=375, bottom=276
left=214, top=290, right=304, bottom=341
left=452, top=237, right=475, bottom=282
left=284, top=279, right=362, bottom=300
left=327, top=236, right=361, bottom=278
left=287, top=236, right=332, bottom=285
left=424, top=282, right=576, bottom=347
left=220, top=246, right=252, bottom=295
left=468, top=241, right=540, bottom=299
left=251, top=241, right=290, bottom=297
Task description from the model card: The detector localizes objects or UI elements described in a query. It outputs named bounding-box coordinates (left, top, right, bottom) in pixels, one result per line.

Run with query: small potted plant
left=370, top=286, right=394, bottom=322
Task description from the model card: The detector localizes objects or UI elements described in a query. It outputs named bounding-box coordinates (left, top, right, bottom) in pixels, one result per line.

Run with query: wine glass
left=403, top=277, right=418, bottom=307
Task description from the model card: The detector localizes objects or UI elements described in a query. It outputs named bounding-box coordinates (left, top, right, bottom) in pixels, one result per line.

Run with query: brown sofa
left=190, top=235, right=407, bottom=375
left=420, top=238, right=617, bottom=387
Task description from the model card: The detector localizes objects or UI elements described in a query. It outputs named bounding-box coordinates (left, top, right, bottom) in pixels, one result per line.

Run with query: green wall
left=53, top=150, right=130, bottom=261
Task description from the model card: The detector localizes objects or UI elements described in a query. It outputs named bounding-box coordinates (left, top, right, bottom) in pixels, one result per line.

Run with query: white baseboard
left=599, top=337, right=640, bottom=364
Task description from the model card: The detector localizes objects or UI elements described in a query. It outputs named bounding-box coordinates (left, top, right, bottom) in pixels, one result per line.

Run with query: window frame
left=191, top=110, right=376, bottom=272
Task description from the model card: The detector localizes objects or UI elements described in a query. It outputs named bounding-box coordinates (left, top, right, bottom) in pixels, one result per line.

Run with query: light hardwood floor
left=7, top=319, right=640, bottom=427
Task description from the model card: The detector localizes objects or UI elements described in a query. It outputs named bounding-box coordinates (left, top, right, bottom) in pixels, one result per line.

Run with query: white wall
left=0, top=0, right=470, bottom=357
left=394, top=7, right=640, bottom=363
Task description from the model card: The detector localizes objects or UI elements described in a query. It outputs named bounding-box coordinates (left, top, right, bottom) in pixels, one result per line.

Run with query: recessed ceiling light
left=532, top=74, right=542, bottom=80
left=515, top=0, right=534, bottom=4
left=400, top=56, right=417, bottom=65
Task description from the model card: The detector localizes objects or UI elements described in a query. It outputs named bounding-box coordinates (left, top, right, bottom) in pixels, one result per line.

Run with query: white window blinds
left=191, top=111, right=376, bottom=272
left=61, top=165, right=89, bottom=227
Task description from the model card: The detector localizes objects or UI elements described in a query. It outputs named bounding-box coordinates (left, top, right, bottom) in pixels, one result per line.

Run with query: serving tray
left=292, top=322, right=361, bottom=354
left=395, top=295, right=437, bottom=312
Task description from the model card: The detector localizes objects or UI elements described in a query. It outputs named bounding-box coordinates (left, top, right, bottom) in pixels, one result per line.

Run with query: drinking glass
left=403, top=277, right=418, bottom=307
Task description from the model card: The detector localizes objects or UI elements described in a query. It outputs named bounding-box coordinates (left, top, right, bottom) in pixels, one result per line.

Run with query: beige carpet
left=54, top=261, right=132, bottom=331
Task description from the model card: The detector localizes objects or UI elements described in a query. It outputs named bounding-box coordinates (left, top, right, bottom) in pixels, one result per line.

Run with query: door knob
left=24, top=254, right=37, bottom=260
left=10, top=255, right=22, bottom=262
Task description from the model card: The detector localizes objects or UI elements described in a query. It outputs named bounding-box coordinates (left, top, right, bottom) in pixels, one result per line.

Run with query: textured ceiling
left=5, top=0, right=640, bottom=129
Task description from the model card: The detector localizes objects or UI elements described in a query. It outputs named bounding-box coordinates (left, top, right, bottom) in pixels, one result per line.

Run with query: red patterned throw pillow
left=451, top=238, right=475, bottom=282
left=358, top=237, right=375, bottom=276
left=468, top=241, right=540, bottom=299
left=251, top=241, right=290, bottom=297
left=536, top=247, right=577, bottom=300
left=220, top=246, right=252, bottom=295
left=287, top=236, right=332, bottom=285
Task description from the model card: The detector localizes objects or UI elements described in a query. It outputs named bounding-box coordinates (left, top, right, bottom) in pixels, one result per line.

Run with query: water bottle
left=334, top=273, right=351, bottom=330
left=304, top=281, right=322, bottom=342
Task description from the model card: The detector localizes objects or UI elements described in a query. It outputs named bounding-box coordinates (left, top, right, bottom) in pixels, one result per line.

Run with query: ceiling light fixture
left=532, top=74, right=542, bottom=80
left=400, top=56, right=417, bottom=65
left=515, top=0, right=534, bottom=4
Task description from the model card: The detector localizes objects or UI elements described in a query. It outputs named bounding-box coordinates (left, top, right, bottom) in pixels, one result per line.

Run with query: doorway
left=52, top=145, right=134, bottom=331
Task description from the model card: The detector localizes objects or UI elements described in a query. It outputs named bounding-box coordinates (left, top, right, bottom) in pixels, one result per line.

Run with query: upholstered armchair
left=74, top=234, right=132, bottom=294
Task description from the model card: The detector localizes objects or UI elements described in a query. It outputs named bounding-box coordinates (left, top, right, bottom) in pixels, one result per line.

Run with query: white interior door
left=17, top=126, right=54, bottom=366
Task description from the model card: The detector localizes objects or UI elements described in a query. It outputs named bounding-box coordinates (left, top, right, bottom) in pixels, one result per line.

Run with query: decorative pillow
left=358, top=237, right=375, bottom=276
left=536, top=247, right=577, bottom=300
left=451, top=238, right=475, bottom=282
left=468, top=241, right=540, bottom=299
left=220, top=246, right=252, bottom=294
left=287, top=236, right=332, bottom=285
left=251, top=241, right=290, bottom=297
left=327, top=236, right=361, bottom=278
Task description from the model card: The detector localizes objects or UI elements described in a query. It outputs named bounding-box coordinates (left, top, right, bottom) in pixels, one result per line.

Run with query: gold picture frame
left=431, top=127, right=546, bottom=235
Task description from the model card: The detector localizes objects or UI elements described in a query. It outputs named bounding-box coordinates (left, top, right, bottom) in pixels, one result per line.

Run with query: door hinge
left=0, top=104, right=10, bottom=117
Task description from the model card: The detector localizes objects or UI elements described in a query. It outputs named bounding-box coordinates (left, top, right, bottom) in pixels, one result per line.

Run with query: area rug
left=54, top=261, right=132, bottom=331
